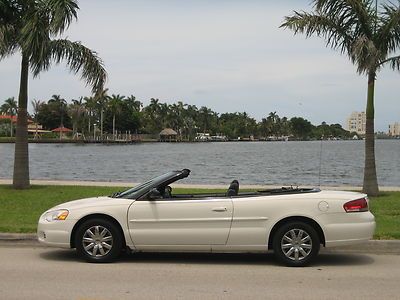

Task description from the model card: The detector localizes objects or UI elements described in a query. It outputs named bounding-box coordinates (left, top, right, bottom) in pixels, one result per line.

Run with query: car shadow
left=39, top=249, right=374, bottom=267
left=39, top=249, right=82, bottom=262
left=313, top=253, right=375, bottom=266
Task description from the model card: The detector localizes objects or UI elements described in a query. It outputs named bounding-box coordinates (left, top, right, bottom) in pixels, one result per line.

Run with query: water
left=0, top=140, right=399, bottom=186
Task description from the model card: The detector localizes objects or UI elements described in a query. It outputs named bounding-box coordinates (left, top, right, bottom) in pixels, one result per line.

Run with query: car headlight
left=44, top=209, right=69, bottom=222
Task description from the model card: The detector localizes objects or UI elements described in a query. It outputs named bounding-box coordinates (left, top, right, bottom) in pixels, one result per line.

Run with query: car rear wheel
left=272, top=221, right=320, bottom=267
left=75, top=218, right=122, bottom=263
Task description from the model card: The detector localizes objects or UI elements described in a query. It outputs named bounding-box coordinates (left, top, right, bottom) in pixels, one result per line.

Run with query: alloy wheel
left=280, top=228, right=312, bottom=261
left=82, top=225, right=114, bottom=257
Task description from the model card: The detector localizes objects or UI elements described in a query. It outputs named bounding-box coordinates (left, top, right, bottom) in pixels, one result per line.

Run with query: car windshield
left=114, top=171, right=178, bottom=199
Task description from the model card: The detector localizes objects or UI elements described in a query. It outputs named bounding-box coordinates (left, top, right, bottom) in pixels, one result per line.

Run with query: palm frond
left=18, top=6, right=51, bottom=61
left=314, top=0, right=375, bottom=38
left=350, top=35, right=382, bottom=73
left=376, top=3, right=400, bottom=54
left=31, top=39, right=107, bottom=94
left=0, top=23, right=18, bottom=59
left=379, top=55, right=400, bottom=71
left=281, top=11, right=353, bottom=55
left=44, top=0, right=78, bottom=36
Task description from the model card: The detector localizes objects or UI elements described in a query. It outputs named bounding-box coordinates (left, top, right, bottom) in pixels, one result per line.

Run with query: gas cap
left=318, top=201, right=329, bottom=212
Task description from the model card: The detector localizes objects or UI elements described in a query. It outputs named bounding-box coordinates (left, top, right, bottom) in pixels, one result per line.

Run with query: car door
left=128, top=197, right=233, bottom=246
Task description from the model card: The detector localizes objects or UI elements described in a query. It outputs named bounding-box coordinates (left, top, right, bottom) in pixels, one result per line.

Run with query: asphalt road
left=1, top=246, right=400, bottom=300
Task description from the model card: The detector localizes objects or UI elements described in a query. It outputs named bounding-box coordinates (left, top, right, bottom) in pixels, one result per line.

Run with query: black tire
left=75, top=218, right=123, bottom=263
left=272, top=221, right=320, bottom=267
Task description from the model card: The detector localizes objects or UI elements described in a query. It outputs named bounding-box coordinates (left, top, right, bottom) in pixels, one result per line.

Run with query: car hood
left=49, top=196, right=135, bottom=211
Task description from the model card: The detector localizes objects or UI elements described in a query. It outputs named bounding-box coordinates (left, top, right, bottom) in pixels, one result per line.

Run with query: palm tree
left=198, top=106, right=215, bottom=133
left=0, top=97, right=17, bottom=137
left=143, top=98, right=162, bottom=133
left=48, top=95, right=67, bottom=139
left=84, top=96, right=96, bottom=137
left=69, top=97, right=85, bottom=139
left=31, top=99, right=43, bottom=139
left=126, top=95, right=142, bottom=112
left=94, top=88, right=109, bottom=140
left=182, top=104, right=198, bottom=140
left=108, top=94, right=124, bottom=140
left=281, top=0, right=400, bottom=196
left=0, top=0, right=107, bottom=189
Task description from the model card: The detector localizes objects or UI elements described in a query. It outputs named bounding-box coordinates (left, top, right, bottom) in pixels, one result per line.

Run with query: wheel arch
left=267, top=216, right=325, bottom=250
left=70, top=213, right=126, bottom=249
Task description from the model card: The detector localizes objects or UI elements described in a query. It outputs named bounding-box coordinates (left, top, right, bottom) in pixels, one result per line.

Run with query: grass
left=0, top=185, right=399, bottom=239
left=369, top=192, right=400, bottom=239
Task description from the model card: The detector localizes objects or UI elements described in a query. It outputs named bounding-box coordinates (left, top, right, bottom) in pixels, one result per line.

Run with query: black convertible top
left=114, top=169, right=320, bottom=200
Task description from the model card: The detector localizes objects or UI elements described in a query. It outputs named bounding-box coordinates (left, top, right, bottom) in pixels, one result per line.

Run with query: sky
left=0, top=0, right=399, bottom=131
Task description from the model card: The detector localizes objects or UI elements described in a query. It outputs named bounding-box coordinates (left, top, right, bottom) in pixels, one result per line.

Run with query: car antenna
left=318, top=135, right=324, bottom=187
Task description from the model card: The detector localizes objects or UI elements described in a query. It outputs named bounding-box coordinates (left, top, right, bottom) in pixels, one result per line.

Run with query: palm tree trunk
left=362, top=72, right=379, bottom=196
left=88, top=109, right=91, bottom=136
left=13, top=54, right=30, bottom=189
left=100, top=109, right=103, bottom=140
left=10, top=118, right=13, bottom=137
left=113, top=114, right=115, bottom=140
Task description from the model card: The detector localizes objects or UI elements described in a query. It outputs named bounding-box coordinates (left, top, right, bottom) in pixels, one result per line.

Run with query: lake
left=0, top=140, right=399, bottom=186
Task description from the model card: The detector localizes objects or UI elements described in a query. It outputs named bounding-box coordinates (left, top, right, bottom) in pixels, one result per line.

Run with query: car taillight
left=343, top=198, right=369, bottom=212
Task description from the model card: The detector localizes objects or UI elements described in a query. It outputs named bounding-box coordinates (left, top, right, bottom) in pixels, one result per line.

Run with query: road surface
left=1, top=245, right=399, bottom=299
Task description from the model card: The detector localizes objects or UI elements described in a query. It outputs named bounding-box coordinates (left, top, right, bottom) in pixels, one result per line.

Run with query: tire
left=75, top=218, right=123, bottom=263
left=272, top=221, right=320, bottom=267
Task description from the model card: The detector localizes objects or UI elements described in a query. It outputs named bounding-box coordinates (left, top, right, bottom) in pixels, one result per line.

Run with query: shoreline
left=1, top=179, right=400, bottom=191
left=1, top=138, right=399, bottom=144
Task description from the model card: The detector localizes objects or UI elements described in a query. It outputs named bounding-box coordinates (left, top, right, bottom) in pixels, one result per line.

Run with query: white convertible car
left=38, top=169, right=375, bottom=266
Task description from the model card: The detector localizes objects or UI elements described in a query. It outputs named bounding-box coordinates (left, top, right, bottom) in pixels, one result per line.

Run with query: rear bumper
left=322, top=212, right=376, bottom=248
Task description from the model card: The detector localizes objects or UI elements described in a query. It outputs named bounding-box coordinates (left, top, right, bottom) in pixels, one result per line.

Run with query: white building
left=389, top=122, right=400, bottom=137
left=346, top=111, right=366, bottom=135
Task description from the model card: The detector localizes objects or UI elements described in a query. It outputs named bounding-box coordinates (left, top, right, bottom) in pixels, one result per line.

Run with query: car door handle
left=212, top=207, right=227, bottom=212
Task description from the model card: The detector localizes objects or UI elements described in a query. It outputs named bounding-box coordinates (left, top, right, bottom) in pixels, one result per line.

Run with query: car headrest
left=228, top=180, right=239, bottom=196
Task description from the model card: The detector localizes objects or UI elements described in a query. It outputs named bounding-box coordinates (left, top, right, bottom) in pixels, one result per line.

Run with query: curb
left=322, top=240, right=400, bottom=255
left=0, top=233, right=37, bottom=241
left=0, top=233, right=399, bottom=254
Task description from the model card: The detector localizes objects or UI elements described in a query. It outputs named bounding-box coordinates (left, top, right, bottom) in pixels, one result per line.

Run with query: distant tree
left=280, top=117, right=291, bottom=136
left=182, top=104, right=198, bottom=140
left=126, top=95, right=142, bottom=112
left=84, top=96, right=96, bottom=136
left=198, top=106, right=218, bottom=133
left=31, top=99, right=43, bottom=138
left=94, top=88, right=109, bottom=139
left=143, top=98, right=163, bottom=133
left=107, top=94, right=125, bottom=139
left=281, top=0, right=400, bottom=195
left=219, top=112, right=257, bottom=139
left=116, top=96, right=142, bottom=133
left=0, top=97, right=17, bottom=137
left=290, top=117, right=313, bottom=139
left=37, top=96, right=71, bottom=130
left=69, top=98, right=85, bottom=139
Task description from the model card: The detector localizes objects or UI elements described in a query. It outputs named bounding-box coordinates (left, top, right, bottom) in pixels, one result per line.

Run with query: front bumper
left=37, top=214, right=76, bottom=248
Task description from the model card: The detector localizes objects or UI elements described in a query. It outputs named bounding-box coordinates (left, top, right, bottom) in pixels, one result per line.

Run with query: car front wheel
left=272, top=221, right=320, bottom=267
left=75, top=218, right=122, bottom=263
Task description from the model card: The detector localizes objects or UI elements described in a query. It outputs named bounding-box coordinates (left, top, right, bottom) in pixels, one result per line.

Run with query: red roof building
left=0, top=115, right=33, bottom=124
left=52, top=126, right=72, bottom=133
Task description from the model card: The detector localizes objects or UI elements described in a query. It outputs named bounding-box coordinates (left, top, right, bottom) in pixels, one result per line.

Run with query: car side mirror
left=148, top=188, right=162, bottom=200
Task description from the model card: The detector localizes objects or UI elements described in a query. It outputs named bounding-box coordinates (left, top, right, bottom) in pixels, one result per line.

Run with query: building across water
left=346, top=111, right=366, bottom=135
left=389, top=122, right=400, bottom=137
